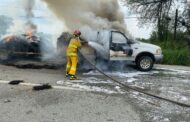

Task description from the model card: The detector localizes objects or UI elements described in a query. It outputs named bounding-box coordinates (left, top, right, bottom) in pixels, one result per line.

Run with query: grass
left=163, top=48, right=190, bottom=66
left=138, top=31, right=190, bottom=66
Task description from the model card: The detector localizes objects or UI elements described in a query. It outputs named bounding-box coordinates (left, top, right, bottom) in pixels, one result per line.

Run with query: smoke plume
left=7, top=0, right=37, bottom=34
left=43, top=0, right=127, bottom=33
left=23, top=0, right=37, bottom=33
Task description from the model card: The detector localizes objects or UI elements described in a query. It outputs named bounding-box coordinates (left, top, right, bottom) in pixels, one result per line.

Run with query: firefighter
left=66, top=29, right=83, bottom=80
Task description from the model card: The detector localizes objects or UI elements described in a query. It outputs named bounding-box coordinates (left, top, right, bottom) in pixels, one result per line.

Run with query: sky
left=0, top=0, right=155, bottom=39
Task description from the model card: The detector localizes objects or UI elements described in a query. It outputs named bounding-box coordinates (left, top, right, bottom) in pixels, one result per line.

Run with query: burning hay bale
left=57, top=32, right=72, bottom=47
left=0, top=0, right=41, bottom=61
left=57, top=32, right=72, bottom=56
left=0, top=33, right=41, bottom=60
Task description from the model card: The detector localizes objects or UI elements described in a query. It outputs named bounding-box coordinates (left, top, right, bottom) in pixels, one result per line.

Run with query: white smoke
left=23, top=0, right=37, bottom=33
left=42, top=0, right=130, bottom=60
left=7, top=0, right=37, bottom=34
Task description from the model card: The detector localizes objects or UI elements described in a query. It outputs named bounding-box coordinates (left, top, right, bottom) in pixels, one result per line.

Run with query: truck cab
left=95, top=30, right=163, bottom=71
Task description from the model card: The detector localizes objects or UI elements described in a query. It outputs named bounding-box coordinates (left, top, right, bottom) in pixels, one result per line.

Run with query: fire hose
left=79, top=50, right=190, bottom=108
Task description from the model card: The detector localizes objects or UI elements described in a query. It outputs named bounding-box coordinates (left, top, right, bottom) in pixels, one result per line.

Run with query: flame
left=2, top=30, right=34, bottom=43
left=3, top=35, right=15, bottom=42
left=25, top=30, right=33, bottom=39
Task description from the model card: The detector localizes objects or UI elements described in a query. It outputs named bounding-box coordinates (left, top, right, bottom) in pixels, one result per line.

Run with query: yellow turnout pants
left=66, top=56, right=78, bottom=75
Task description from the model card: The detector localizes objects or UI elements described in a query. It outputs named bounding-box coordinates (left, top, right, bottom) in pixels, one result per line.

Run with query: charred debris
left=0, top=32, right=41, bottom=59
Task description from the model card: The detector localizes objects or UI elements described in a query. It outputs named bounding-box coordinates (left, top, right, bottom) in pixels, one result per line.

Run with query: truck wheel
left=136, top=56, right=154, bottom=71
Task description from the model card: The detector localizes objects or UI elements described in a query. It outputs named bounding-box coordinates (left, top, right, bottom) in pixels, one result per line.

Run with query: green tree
left=124, top=0, right=188, bottom=41
left=180, top=6, right=190, bottom=34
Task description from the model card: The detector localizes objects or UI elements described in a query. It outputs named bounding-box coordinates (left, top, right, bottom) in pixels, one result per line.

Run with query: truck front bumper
left=155, top=54, right=163, bottom=63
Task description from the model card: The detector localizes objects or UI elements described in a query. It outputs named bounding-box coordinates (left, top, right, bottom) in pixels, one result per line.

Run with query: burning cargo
left=0, top=32, right=41, bottom=60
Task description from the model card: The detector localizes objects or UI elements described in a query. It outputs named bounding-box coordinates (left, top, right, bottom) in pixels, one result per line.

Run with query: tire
left=136, top=56, right=154, bottom=71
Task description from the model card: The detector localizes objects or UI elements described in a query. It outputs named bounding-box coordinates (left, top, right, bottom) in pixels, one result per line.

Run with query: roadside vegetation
left=151, top=32, right=190, bottom=66
left=139, top=31, right=190, bottom=66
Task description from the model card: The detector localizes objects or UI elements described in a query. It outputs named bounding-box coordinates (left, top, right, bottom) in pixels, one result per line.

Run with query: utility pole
left=158, top=1, right=163, bottom=41
left=174, top=9, right=178, bottom=40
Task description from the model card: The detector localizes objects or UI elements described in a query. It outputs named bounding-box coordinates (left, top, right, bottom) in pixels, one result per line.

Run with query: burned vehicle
left=57, top=30, right=163, bottom=71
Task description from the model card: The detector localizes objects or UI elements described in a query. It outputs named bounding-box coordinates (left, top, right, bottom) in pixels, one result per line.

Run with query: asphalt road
left=0, top=64, right=140, bottom=122
left=0, top=63, right=190, bottom=122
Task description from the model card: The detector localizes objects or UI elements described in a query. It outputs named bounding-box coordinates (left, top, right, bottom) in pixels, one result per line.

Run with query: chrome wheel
left=136, top=55, right=154, bottom=71
left=140, top=58, right=151, bottom=70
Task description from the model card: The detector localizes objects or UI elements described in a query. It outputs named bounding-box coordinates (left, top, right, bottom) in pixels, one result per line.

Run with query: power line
left=125, top=17, right=158, bottom=19
left=0, top=4, right=45, bottom=11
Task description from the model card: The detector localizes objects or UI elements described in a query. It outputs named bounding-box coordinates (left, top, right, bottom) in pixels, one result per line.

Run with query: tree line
left=125, top=0, right=190, bottom=41
left=125, top=0, right=190, bottom=65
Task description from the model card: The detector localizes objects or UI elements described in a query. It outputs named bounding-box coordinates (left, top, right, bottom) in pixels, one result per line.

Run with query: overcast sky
left=0, top=0, right=160, bottom=39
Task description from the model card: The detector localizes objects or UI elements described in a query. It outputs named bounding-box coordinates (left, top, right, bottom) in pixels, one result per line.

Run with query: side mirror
left=127, top=40, right=133, bottom=44
left=128, top=41, right=131, bottom=45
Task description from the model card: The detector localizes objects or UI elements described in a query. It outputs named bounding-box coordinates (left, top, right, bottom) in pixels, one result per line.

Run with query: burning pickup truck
left=58, top=30, right=163, bottom=71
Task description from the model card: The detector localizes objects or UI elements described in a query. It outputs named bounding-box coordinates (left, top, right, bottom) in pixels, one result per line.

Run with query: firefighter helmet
left=73, top=29, right=81, bottom=36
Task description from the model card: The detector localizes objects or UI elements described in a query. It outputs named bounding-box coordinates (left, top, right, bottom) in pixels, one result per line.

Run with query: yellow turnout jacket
left=67, top=37, right=81, bottom=56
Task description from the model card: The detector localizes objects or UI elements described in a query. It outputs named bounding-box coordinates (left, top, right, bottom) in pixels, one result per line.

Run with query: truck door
left=110, top=31, right=133, bottom=61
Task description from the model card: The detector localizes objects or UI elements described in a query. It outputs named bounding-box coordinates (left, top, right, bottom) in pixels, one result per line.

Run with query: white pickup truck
left=83, top=30, right=163, bottom=71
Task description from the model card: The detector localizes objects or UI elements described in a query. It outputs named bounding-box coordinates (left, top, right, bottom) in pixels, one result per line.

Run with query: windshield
left=112, top=32, right=127, bottom=44
left=120, top=32, right=137, bottom=44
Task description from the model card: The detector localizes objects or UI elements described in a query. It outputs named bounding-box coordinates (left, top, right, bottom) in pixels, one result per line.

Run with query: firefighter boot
left=69, top=75, right=78, bottom=80
left=65, top=73, right=70, bottom=78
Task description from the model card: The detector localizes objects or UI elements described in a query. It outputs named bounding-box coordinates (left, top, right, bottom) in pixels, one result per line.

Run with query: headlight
left=156, top=48, right=162, bottom=55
